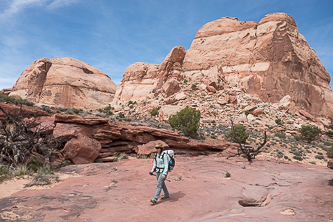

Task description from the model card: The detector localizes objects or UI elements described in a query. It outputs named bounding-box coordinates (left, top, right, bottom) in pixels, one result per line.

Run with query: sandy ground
left=0, top=155, right=333, bottom=222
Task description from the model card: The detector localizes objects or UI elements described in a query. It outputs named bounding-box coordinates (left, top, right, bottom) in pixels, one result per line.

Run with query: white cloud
left=46, top=0, right=79, bottom=10
left=0, top=0, right=79, bottom=21
left=0, top=0, right=47, bottom=20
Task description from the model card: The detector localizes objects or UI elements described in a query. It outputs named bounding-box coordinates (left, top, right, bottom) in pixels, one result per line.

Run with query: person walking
left=149, top=143, right=169, bottom=205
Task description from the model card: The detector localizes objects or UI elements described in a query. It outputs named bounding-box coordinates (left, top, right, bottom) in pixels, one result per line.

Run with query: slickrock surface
left=114, top=13, right=333, bottom=119
left=9, top=57, right=117, bottom=110
left=1, top=155, right=332, bottom=221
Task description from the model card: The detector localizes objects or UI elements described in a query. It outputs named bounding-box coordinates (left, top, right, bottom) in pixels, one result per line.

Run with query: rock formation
left=113, top=46, right=186, bottom=105
left=115, top=13, right=333, bottom=119
left=10, top=57, right=117, bottom=110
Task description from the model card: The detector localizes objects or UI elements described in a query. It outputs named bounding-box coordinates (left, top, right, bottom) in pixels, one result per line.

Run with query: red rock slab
left=54, top=113, right=109, bottom=125
left=0, top=102, right=50, bottom=120
left=1, top=156, right=333, bottom=221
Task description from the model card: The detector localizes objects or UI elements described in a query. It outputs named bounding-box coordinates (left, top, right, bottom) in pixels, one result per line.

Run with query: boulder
left=136, top=140, right=169, bottom=156
left=243, top=105, right=257, bottom=112
left=217, top=97, right=228, bottom=105
left=279, top=95, right=292, bottom=110
left=62, top=133, right=102, bottom=164
left=206, top=85, right=217, bottom=93
left=175, top=92, right=187, bottom=101
left=252, top=108, right=264, bottom=116
left=328, top=160, right=333, bottom=170
left=162, top=79, right=181, bottom=97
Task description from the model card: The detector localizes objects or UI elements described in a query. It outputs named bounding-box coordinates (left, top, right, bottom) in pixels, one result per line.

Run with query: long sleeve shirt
left=151, top=151, right=169, bottom=175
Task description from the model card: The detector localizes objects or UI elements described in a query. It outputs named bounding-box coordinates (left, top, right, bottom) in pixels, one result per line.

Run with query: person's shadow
left=328, top=179, right=333, bottom=186
left=169, top=191, right=185, bottom=202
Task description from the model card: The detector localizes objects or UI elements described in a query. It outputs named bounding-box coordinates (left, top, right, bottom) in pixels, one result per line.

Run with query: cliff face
left=10, top=57, right=117, bottom=110
left=116, top=13, right=333, bottom=118
left=113, top=46, right=186, bottom=103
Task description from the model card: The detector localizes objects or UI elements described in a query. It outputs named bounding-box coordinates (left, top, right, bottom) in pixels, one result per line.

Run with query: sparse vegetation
left=150, top=108, right=159, bottom=117
left=274, top=131, right=286, bottom=139
left=113, top=152, right=128, bottom=162
left=191, top=83, right=198, bottom=90
left=0, top=93, right=34, bottom=106
left=98, top=105, right=114, bottom=116
left=327, top=146, right=333, bottom=158
left=169, top=106, right=201, bottom=137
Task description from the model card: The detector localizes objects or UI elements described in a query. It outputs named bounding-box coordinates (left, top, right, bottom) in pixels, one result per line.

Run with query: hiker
left=149, top=143, right=169, bottom=204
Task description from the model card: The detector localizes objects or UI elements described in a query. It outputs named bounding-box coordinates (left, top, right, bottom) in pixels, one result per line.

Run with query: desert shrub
left=275, top=118, right=283, bottom=125
left=294, top=135, right=301, bottom=141
left=98, top=105, right=113, bottom=116
left=71, top=108, right=82, bottom=114
left=191, top=83, right=198, bottom=90
left=169, top=106, right=201, bottom=137
left=274, top=131, right=286, bottom=139
left=114, top=153, right=128, bottom=162
left=325, top=130, right=333, bottom=138
left=41, top=105, right=51, bottom=113
left=64, top=109, right=74, bottom=114
left=327, top=146, right=333, bottom=158
left=225, top=172, right=231, bottom=178
left=128, top=100, right=137, bottom=106
left=315, top=155, right=324, bottom=160
left=0, top=93, right=34, bottom=106
left=293, top=155, right=303, bottom=161
left=14, top=164, right=32, bottom=176
left=150, top=108, right=159, bottom=117
left=225, top=124, right=249, bottom=143
left=299, top=125, right=320, bottom=143
left=244, top=110, right=250, bottom=116
left=118, top=112, right=125, bottom=118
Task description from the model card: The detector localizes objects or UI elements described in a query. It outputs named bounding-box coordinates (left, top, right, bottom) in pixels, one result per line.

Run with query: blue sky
left=0, top=0, right=332, bottom=90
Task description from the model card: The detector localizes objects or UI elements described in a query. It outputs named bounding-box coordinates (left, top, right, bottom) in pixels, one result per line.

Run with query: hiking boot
left=160, top=196, right=169, bottom=200
left=149, top=199, right=157, bottom=205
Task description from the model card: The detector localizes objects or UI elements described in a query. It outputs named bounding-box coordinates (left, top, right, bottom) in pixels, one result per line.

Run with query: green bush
left=225, top=172, right=231, bottom=178
left=118, top=112, right=125, bottom=118
left=98, top=105, right=113, bottom=116
left=274, top=131, right=286, bottom=139
left=275, top=119, right=283, bottom=125
left=244, top=110, right=250, bottom=116
left=299, top=125, right=320, bottom=143
left=150, top=108, right=159, bottom=117
left=169, top=106, right=201, bottom=137
left=128, top=100, right=137, bottom=106
left=225, top=124, right=249, bottom=143
left=327, top=146, right=333, bottom=158
left=191, top=83, right=198, bottom=90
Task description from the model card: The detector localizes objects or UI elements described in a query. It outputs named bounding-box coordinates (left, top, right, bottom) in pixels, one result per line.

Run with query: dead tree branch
left=0, top=104, right=63, bottom=168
